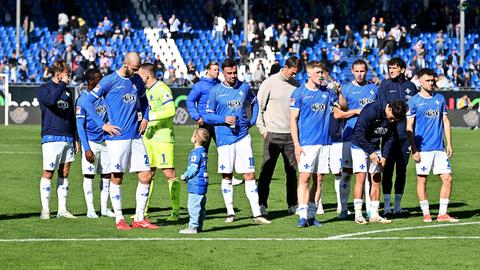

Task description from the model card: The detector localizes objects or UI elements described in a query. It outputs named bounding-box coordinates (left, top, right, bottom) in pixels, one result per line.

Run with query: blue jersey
left=407, top=92, right=447, bottom=151
left=342, top=82, right=378, bottom=142
left=186, top=146, right=208, bottom=195
left=290, top=84, right=338, bottom=146
left=76, top=90, right=108, bottom=151
left=81, top=72, right=148, bottom=140
left=204, top=81, right=259, bottom=147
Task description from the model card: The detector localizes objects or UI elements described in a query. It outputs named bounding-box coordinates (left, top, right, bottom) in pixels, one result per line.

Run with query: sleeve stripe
left=206, top=109, right=214, bottom=113
left=162, top=99, right=173, bottom=105
left=290, top=108, right=300, bottom=110
left=406, top=115, right=415, bottom=118
left=90, top=92, right=99, bottom=98
left=76, top=115, right=86, bottom=118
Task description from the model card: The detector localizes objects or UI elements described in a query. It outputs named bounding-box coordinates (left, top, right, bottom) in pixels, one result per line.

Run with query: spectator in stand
left=64, top=30, right=74, bottom=47
left=377, top=27, right=386, bottom=50
left=301, top=23, right=310, bottom=48
left=69, top=16, right=79, bottom=37
left=42, top=66, right=52, bottom=82
left=226, top=39, right=235, bottom=60
left=435, top=30, right=445, bottom=55
left=344, top=25, right=355, bottom=57
left=182, top=19, right=192, bottom=39
left=214, top=15, right=226, bottom=42
left=95, top=22, right=105, bottom=39
left=414, top=41, right=426, bottom=69
left=278, top=30, right=288, bottom=55
left=264, top=23, right=275, bottom=48
left=330, top=24, right=341, bottom=45
left=377, top=17, right=385, bottom=29
left=384, top=34, right=396, bottom=55
left=39, top=48, right=49, bottom=71
left=399, top=26, right=408, bottom=48
left=269, top=60, right=281, bottom=76
left=169, top=14, right=180, bottom=39
left=154, top=54, right=165, bottom=73
left=62, top=45, right=76, bottom=67
left=301, top=50, right=309, bottom=63
left=157, top=16, right=168, bottom=39
left=436, top=74, right=454, bottom=90
left=310, top=18, right=320, bottom=41
left=58, top=12, right=69, bottom=33
left=369, top=24, right=378, bottom=49
left=252, top=62, right=266, bottom=87
left=18, top=63, right=28, bottom=82
left=122, top=17, right=131, bottom=37
left=103, top=16, right=113, bottom=38
left=237, top=40, right=248, bottom=65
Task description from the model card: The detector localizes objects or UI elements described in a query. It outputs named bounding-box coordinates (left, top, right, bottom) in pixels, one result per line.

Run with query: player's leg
left=163, top=167, right=180, bottom=221
left=351, top=147, right=368, bottom=224
left=368, top=162, right=391, bottom=224
left=381, top=140, right=398, bottom=217
left=180, top=193, right=201, bottom=234
left=281, top=138, right=298, bottom=214
left=311, top=173, right=325, bottom=221
left=198, top=195, right=207, bottom=232
left=98, top=141, right=114, bottom=217
left=141, top=139, right=156, bottom=219
left=329, top=143, right=343, bottom=213
left=218, top=143, right=235, bottom=221
left=56, top=141, right=76, bottom=219
left=313, top=145, right=329, bottom=215
left=339, top=142, right=353, bottom=219
left=393, top=137, right=410, bottom=214
left=40, top=142, right=57, bottom=219
left=296, top=145, right=318, bottom=227
left=434, top=151, right=458, bottom=222
left=81, top=142, right=98, bottom=218
left=258, top=132, right=281, bottom=215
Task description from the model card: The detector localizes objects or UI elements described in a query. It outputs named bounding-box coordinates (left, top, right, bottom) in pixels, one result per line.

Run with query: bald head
left=122, top=52, right=141, bottom=78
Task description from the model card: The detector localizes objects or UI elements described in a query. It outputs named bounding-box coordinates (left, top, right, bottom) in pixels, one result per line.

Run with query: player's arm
left=150, top=88, right=175, bottom=121
left=186, top=84, right=202, bottom=121
left=249, top=96, right=259, bottom=128
left=354, top=110, right=377, bottom=157
left=336, top=90, right=348, bottom=110
left=203, top=90, right=227, bottom=125
left=443, top=114, right=453, bottom=157
left=255, top=82, right=269, bottom=137
left=38, top=81, right=66, bottom=106
left=406, top=116, right=420, bottom=162
left=289, top=89, right=303, bottom=162
left=333, top=106, right=361, bottom=119
left=75, top=105, right=91, bottom=152
left=181, top=153, right=201, bottom=181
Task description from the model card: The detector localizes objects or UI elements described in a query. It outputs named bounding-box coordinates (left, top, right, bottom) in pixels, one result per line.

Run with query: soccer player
left=290, top=61, right=347, bottom=227
left=137, top=63, right=179, bottom=221
left=334, top=59, right=378, bottom=219
left=256, top=56, right=302, bottom=216
left=406, top=68, right=458, bottom=223
left=204, top=58, right=270, bottom=225
left=350, top=100, right=408, bottom=224
left=80, top=52, right=158, bottom=230
left=38, top=60, right=77, bottom=219
left=378, top=57, right=418, bottom=217
left=76, top=68, right=115, bottom=218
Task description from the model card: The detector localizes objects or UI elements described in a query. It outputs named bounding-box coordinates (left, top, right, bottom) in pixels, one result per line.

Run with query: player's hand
left=446, top=144, right=453, bottom=158
left=225, top=116, right=236, bottom=125
left=262, top=132, right=268, bottom=139
left=412, top=151, right=421, bottom=163
left=138, top=119, right=148, bottom=135
left=197, top=117, right=204, bottom=125
left=353, top=109, right=362, bottom=115
left=294, top=144, right=304, bottom=163
left=180, top=174, right=187, bottom=182
left=74, top=141, right=80, bottom=154
left=369, top=152, right=380, bottom=165
left=103, top=122, right=121, bottom=136
left=85, top=150, right=95, bottom=163
left=380, top=158, right=387, bottom=170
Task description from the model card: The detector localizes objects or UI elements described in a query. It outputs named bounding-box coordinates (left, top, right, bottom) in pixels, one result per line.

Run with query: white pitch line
left=0, top=151, right=40, bottom=154
left=326, top=221, right=480, bottom=239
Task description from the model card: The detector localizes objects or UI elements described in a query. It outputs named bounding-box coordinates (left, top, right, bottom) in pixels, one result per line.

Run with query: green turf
left=0, top=125, right=479, bottom=269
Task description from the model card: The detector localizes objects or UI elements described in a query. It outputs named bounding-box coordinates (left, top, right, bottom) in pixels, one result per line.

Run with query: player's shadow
left=388, top=202, right=469, bottom=219
left=201, top=220, right=257, bottom=232
left=0, top=212, right=42, bottom=220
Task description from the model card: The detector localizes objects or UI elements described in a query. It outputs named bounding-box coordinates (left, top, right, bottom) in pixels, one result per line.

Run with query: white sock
left=57, top=178, right=68, bottom=212
left=439, top=198, right=449, bottom=215
left=40, top=177, right=51, bottom=212
left=135, top=182, right=150, bottom=222
left=100, top=178, right=110, bottom=213
left=245, top=180, right=261, bottom=217
left=354, top=199, right=363, bottom=219
left=370, top=200, right=380, bottom=217
left=109, top=182, right=124, bottom=223
left=420, top=200, right=430, bottom=216
left=298, top=203, right=308, bottom=219
left=334, top=175, right=341, bottom=210
left=394, top=194, right=403, bottom=211
left=364, top=179, right=371, bottom=214
left=221, top=179, right=235, bottom=216
left=307, top=202, right=317, bottom=219
left=340, top=173, right=351, bottom=212
left=83, top=178, right=95, bottom=212
left=384, top=194, right=391, bottom=213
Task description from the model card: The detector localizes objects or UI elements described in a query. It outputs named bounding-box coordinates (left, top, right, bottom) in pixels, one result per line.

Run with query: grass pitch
left=0, top=125, right=479, bottom=269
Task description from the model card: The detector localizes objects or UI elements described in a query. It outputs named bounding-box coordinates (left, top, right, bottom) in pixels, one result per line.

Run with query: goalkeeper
left=137, top=63, right=180, bottom=221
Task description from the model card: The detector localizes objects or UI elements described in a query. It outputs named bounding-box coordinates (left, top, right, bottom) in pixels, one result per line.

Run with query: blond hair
left=194, top=128, right=210, bottom=147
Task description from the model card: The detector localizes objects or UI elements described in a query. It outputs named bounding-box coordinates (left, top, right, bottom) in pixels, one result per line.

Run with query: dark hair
left=416, top=68, right=435, bottom=78
left=285, top=56, right=303, bottom=71
left=352, top=59, right=368, bottom=70
left=51, top=60, right=71, bottom=76
left=221, top=58, right=237, bottom=70
left=206, top=61, right=219, bottom=70
left=84, top=68, right=101, bottom=84
left=390, top=100, right=408, bottom=121
left=387, top=57, right=406, bottom=69
left=140, top=62, right=156, bottom=76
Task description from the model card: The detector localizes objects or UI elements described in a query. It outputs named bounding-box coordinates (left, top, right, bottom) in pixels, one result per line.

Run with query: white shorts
left=42, top=141, right=75, bottom=171
left=351, top=146, right=382, bottom=174
left=81, top=141, right=110, bottom=175
left=415, top=151, right=452, bottom=175
left=217, top=134, right=255, bottom=174
left=298, top=145, right=330, bottom=174
left=329, top=142, right=343, bottom=174
left=105, top=139, right=150, bottom=173
left=342, top=141, right=353, bottom=169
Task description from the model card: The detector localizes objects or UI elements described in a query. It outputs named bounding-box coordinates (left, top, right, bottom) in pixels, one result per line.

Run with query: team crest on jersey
left=227, top=100, right=242, bottom=109
left=57, top=100, right=69, bottom=109
left=123, top=93, right=136, bottom=103
left=96, top=105, right=107, bottom=115
left=373, top=127, right=388, bottom=135
left=311, top=103, right=326, bottom=112
left=405, top=88, right=412, bottom=94
left=359, top=98, right=374, bottom=106
left=425, top=109, right=440, bottom=118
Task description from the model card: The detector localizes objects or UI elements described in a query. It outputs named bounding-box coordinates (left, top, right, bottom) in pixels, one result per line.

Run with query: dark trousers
left=382, top=136, right=410, bottom=195
left=258, top=132, right=298, bottom=208
left=199, top=123, right=216, bottom=152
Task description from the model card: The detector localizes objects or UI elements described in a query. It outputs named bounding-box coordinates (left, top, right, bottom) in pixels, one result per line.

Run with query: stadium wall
left=1, top=85, right=479, bottom=127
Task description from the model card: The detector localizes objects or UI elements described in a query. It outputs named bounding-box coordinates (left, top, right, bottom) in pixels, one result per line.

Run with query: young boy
left=179, top=128, right=210, bottom=234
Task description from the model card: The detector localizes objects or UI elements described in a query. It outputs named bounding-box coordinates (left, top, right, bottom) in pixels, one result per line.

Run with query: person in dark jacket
left=378, top=57, right=418, bottom=218
left=38, top=60, right=77, bottom=220
left=351, top=100, right=408, bottom=224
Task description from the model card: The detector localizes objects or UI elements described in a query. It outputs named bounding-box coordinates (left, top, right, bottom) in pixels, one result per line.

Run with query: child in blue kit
left=179, top=128, right=210, bottom=234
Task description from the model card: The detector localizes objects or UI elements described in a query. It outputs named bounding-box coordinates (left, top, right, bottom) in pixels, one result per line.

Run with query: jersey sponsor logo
left=373, top=127, right=388, bottom=135
left=122, top=93, right=136, bottom=103
left=425, top=109, right=440, bottom=118
left=311, top=103, right=326, bottom=111
left=96, top=104, right=107, bottom=115
left=227, top=100, right=242, bottom=109
left=57, top=100, right=69, bottom=109
left=359, top=98, right=375, bottom=106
